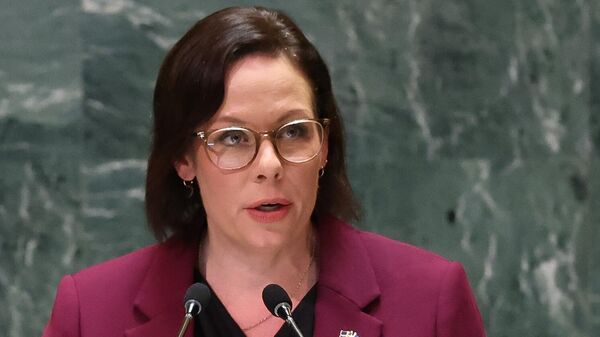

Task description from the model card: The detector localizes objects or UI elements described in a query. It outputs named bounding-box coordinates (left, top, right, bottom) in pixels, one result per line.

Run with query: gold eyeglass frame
left=192, top=118, right=330, bottom=170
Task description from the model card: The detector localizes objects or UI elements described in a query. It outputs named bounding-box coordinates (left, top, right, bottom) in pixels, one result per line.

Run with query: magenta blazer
left=43, top=217, right=486, bottom=337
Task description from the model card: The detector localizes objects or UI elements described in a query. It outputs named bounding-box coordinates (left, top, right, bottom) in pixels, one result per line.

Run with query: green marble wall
left=1, top=0, right=598, bottom=336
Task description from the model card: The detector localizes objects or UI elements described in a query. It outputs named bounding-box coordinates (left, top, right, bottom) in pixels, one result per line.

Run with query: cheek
left=197, top=176, right=242, bottom=225
left=291, top=165, right=321, bottom=199
left=194, top=158, right=235, bottom=209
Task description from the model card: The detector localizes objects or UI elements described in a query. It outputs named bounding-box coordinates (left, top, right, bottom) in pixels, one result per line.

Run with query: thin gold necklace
left=240, top=253, right=315, bottom=331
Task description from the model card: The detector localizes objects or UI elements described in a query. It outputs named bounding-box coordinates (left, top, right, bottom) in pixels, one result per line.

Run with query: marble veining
left=0, top=0, right=598, bottom=336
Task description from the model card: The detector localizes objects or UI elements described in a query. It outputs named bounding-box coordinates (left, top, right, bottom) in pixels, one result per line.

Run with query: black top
left=193, top=271, right=316, bottom=337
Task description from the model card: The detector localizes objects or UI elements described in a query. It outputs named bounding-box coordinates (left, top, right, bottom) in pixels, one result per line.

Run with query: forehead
left=226, top=54, right=312, bottom=97
left=207, top=54, right=315, bottom=128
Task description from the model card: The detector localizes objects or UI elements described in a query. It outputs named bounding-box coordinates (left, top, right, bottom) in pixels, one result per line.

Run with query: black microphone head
left=262, top=284, right=292, bottom=318
left=183, top=282, right=211, bottom=316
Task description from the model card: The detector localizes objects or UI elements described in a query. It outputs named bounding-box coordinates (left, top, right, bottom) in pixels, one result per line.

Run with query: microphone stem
left=285, top=317, right=305, bottom=337
left=177, top=313, right=193, bottom=337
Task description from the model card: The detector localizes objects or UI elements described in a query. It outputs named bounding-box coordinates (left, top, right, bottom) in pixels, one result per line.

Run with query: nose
left=253, top=138, right=283, bottom=182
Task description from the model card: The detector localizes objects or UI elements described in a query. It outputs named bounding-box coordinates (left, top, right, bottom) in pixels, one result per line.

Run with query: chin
left=248, top=220, right=302, bottom=244
left=245, top=232, right=287, bottom=250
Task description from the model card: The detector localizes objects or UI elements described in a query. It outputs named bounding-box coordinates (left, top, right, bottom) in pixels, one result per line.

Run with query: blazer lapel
left=125, top=239, right=197, bottom=337
left=314, top=216, right=383, bottom=337
left=124, top=311, right=192, bottom=337
left=122, top=218, right=381, bottom=337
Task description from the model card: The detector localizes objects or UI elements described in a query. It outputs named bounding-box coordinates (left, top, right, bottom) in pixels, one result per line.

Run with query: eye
left=279, top=123, right=308, bottom=139
left=216, top=129, right=251, bottom=146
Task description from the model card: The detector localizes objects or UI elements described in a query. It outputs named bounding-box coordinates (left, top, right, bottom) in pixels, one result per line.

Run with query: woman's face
left=175, top=55, right=327, bottom=250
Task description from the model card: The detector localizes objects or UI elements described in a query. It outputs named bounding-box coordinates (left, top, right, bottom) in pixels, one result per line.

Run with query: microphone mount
left=185, top=299, right=202, bottom=316
left=274, top=301, right=292, bottom=318
left=177, top=283, right=211, bottom=337
left=262, top=284, right=305, bottom=337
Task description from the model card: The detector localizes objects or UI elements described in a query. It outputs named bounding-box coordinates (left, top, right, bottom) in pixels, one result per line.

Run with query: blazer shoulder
left=354, top=228, right=459, bottom=289
left=359, top=230, right=487, bottom=337
left=43, top=243, right=162, bottom=337
left=320, top=216, right=454, bottom=277
left=68, top=237, right=196, bottom=302
left=318, top=218, right=486, bottom=336
left=72, top=242, right=160, bottom=287
left=358, top=229, right=451, bottom=266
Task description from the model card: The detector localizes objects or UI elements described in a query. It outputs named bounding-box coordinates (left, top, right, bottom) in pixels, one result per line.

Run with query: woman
left=43, top=6, right=486, bottom=337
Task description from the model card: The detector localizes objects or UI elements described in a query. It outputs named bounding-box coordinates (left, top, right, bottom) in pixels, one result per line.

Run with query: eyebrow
left=212, top=109, right=314, bottom=127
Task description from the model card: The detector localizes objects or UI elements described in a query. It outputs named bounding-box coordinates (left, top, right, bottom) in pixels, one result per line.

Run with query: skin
left=175, top=54, right=327, bottom=336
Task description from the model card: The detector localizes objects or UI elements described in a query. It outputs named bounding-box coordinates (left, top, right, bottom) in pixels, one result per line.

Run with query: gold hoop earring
left=319, top=159, right=327, bottom=178
left=182, top=179, right=195, bottom=198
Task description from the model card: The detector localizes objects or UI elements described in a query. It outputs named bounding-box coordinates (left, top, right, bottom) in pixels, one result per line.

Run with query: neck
left=198, top=225, right=317, bottom=298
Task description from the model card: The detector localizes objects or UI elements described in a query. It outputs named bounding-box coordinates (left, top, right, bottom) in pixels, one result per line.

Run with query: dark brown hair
left=146, top=6, right=360, bottom=241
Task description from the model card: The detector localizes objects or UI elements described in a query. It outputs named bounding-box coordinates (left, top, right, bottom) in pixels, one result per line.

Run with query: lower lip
left=246, top=205, right=291, bottom=223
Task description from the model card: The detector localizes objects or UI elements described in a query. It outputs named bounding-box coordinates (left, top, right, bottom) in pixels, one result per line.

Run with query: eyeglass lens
left=204, top=120, right=324, bottom=169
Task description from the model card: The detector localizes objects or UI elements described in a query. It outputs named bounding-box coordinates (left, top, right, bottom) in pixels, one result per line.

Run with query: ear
left=174, top=154, right=196, bottom=181
left=319, top=137, right=329, bottom=168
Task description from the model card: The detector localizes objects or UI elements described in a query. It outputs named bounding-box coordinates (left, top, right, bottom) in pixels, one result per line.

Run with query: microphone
left=177, top=283, right=211, bottom=337
left=262, top=284, right=304, bottom=337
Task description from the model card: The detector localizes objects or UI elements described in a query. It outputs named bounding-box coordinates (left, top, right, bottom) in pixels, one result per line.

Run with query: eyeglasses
left=193, top=118, right=330, bottom=170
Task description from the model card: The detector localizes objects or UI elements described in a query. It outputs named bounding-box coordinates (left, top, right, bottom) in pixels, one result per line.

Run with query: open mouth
left=246, top=199, right=291, bottom=222
left=255, top=203, right=285, bottom=212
